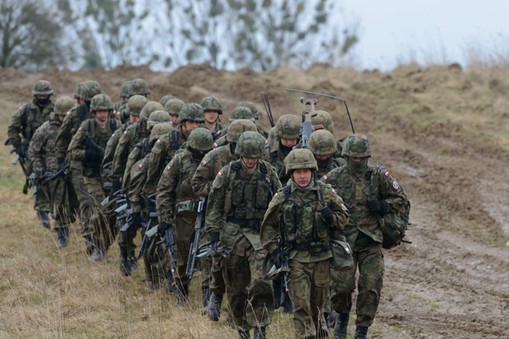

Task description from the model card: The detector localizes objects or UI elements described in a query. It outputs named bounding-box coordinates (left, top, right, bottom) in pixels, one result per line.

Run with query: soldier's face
left=204, top=111, right=219, bottom=124
left=129, top=115, right=140, bottom=123
left=281, top=138, right=298, bottom=148
left=183, top=121, right=201, bottom=134
left=292, top=168, right=313, bottom=187
left=315, top=154, right=331, bottom=161
left=241, top=157, right=258, bottom=171
left=95, top=110, right=109, bottom=123
left=170, top=114, right=179, bottom=127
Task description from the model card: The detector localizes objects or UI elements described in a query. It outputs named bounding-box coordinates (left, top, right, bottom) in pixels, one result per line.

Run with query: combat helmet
left=341, top=134, right=371, bottom=158
left=119, top=81, right=131, bottom=98
left=188, top=127, right=214, bottom=151
left=73, top=82, right=86, bottom=99
left=90, top=94, right=113, bottom=112
left=127, top=95, right=149, bottom=116
left=160, top=95, right=176, bottom=107
left=32, top=80, right=53, bottom=96
left=229, top=106, right=255, bottom=122
left=201, top=96, right=223, bottom=114
left=164, top=98, right=185, bottom=116
left=236, top=101, right=259, bottom=119
left=140, top=101, right=164, bottom=121
left=150, top=123, right=173, bottom=143
left=284, top=148, right=318, bottom=174
left=147, top=110, right=171, bottom=128
left=129, top=78, right=150, bottom=96
left=235, top=131, right=266, bottom=158
left=79, top=80, right=102, bottom=101
left=276, top=114, right=301, bottom=140
left=53, top=96, right=75, bottom=116
left=179, top=103, right=205, bottom=123
left=226, top=120, right=257, bottom=143
left=311, top=110, right=334, bottom=133
left=308, top=130, right=337, bottom=156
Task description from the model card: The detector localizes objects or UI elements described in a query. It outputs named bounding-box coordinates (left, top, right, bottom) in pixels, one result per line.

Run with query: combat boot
left=128, top=250, right=138, bottom=271
left=176, top=284, right=189, bottom=306
left=207, top=292, right=223, bottom=321
left=56, top=227, right=69, bottom=249
left=237, top=328, right=250, bottom=339
left=282, top=289, right=293, bottom=313
left=165, top=269, right=176, bottom=293
left=119, top=248, right=131, bottom=276
left=334, top=312, right=349, bottom=339
left=37, top=210, right=50, bottom=229
left=354, top=326, right=368, bottom=339
left=91, top=239, right=105, bottom=262
left=202, top=286, right=211, bottom=308
left=253, top=326, right=266, bottom=339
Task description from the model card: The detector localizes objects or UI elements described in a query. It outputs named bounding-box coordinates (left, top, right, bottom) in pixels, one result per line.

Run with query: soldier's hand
left=158, top=221, right=172, bottom=237
left=57, top=157, right=67, bottom=171
left=271, top=247, right=286, bottom=269
left=131, top=213, right=146, bottom=228
left=85, top=147, right=103, bottom=163
left=367, top=198, right=389, bottom=216
left=320, top=206, right=334, bottom=224
left=110, top=179, right=122, bottom=196
left=207, top=232, right=220, bottom=256
left=13, top=140, right=27, bottom=158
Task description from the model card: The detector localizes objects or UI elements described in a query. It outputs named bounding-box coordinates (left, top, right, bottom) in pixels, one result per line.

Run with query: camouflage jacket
left=315, top=157, right=346, bottom=179
left=144, top=127, right=188, bottom=195
left=55, top=103, right=90, bottom=160
left=102, top=121, right=131, bottom=178
left=126, top=157, right=149, bottom=214
left=111, top=119, right=150, bottom=179
left=205, top=159, right=282, bottom=256
left=209, top=121, right=226, bottom=140
left=191, top=144, right=237, bottom=197
left=122, top=136, right=154, bottom=189
left=28, top=115, right=61, bottom=173
left=8, top=99, right=54, bottom=146
left=67, top=118, right=121, bottom=177
left=323, top=164, right=408, bottom=248
left=265, top=142, right=291, bottom=184
left=260, top=180, right=349, bottom=263
left=156, top=148, right=204, bottom=223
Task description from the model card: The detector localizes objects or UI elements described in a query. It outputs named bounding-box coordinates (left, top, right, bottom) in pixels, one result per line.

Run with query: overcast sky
left=342, top=0, right=508, bottom=71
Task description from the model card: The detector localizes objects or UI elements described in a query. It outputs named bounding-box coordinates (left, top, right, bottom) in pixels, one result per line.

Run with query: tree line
left=0, top=0, right=359, bottom=72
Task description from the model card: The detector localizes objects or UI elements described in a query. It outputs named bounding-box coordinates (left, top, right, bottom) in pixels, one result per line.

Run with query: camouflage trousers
left=289, top=259, right=331, bottom=338
left=81, top=176, right=116, bottom=251
left=51, top=176, right=79, bottom=229
left=173, top=211, right=197, bottom=288
left=33, top=184, right=51, bottom=213
left=222, top=249, right=274, bottom=331
left=208, top=249, right=225, bottom=295
left=330, top=245, right=384, bottom=327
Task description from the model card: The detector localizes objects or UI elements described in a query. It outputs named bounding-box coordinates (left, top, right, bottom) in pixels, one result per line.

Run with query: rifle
left=299, top=97, right=316, bottom=148
left=164, top=226, right=178, bottom=287
left=284, top=87, right=356, bottom=134
left=5, top=138, right=30, bottom=194
left=261, top=92, right=276, bottom=127
left=136, top=211, right=158, bottom=260
left=185, top=196, right=207, bottom=278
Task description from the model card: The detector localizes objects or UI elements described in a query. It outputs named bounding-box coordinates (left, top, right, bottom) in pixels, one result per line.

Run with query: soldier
left=236, top=101, right=261, bottom=121
left=215, top=106, right=267, bottom=147
left=323, top=134, right=410, bottom=339
left=67, top=94, right=122, bottom=261
left=129, top=78, right=151, bottom=99
left=156, top=127, right=214, bottom=303
left=191, top=119, right=258, bottom=319
left=8, top=79, right=55, bottom=227
left=266, top=114, right=301, bottom=184
left=164, top=98, right=184, bottom=128
left=308, top=129, right=346, bottom=178
left=143, top=103, right=204, bottom=197
left=113, top=80, right=131, bottom=119
left=159, top=94, right=176, bottom=108
left=201, top=96, right=225, bottom=140
left=28, top=96, right=75, bottom=246
left=55, top=80, right=102, bottom=249
left=205, top=131, right=281, bottom=339
left=310, top=109, right=344, bottom=158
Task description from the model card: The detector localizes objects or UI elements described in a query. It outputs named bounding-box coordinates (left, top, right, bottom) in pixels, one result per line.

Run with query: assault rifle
left=136, top=211, right=158, bottom=260
left=261, top=92, right=276, bottom=127
left=186, top=196, right=207, bottom=279
left=164, top=226, right=178, bottom=288
left=5, top=138, right=30, bottom=194
left=299, top=97, right=316, bottom=148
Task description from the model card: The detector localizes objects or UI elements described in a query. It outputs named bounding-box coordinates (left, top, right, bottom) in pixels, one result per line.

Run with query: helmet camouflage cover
left=229, top=106, right=255, bottom=121
left=235, top=131, right=266, bottom=158
left=160, top=94, right=176, bottom=107
left=53, top=96, right=75, bottom=116
left=236, top=101, right=259, bottom=118
left=341, top=134, right=371, bottom=158
left=90, top=93, right=113, bottom=112
left=73, top=82, right=86, bottom=99
left=226, top=119, right=257, bottom=143
left=311, top=110, right=334, bottom=133
left=150, top=122, right=173, bottom=143
left=201, top=96, right=223, bottom=114
left=276, top=114, right=301, bottom=140
left=188, top=127, right=214, bottom=151
left=284, top=148, right=318, bottom=174
left=164, top=98, right=185, bottom=116
left=127, top=95, right=149, bottom=116
left=179, top=103, right=205, bottom=123
left=140, top=101, right=164, bottom=121
left=308, top=129, right=337, bottom=156
left=129, top=78, right=150, bottom=96
left=32, top=80, right=53, bottom=96
left=119, top=81, right=131, bottom=97
left=79, top=80, right=102, bottom=101
left=147, top=110, right=171, bottom=128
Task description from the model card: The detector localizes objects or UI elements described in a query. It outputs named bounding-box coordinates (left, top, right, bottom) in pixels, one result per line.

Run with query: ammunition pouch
left=225, top=217, right=262, bottom=231
left=288, top=240, right=330, bottom=256
left=175, top=199, right=199, bottom=214
left=330, top=239, right=354, bottom=271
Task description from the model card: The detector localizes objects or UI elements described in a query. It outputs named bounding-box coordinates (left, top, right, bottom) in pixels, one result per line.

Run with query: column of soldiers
left=7, top=79, right=410, bottom=339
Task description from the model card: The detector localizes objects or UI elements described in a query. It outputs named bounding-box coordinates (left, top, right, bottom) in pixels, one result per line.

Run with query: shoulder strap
left=168, top=129, right=180, bottom=150
left=283, top=185, right=291, bottom=201
left=88, top=119, right=95, bottom=138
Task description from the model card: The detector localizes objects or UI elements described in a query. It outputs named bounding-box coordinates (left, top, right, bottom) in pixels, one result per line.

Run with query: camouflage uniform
left=201, top=96, right=226, bottom=140
left=113, top=80, right=131, bottom=122
left=261, top=148, right=349, bottom=339
left=191, top=120, right=258, bottom=320
left=8, top=80, right=55, bottom=224
left=156, top=128, right=214, bottom=302
left=67, top=94, right=121, bottom=261
left=29, top=96, right=76, bottom=245
left=164, top=98, right=184, bottom=129
left=308, top=129, right=346, bottom=178
left=205, top=131, right=281, bottom=338
left=323, top=134, right=409, bottom=339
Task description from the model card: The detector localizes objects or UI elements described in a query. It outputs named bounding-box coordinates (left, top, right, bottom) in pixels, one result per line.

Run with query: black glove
left=320, top=206, right=334, bottom=224
left=271, top=247, right=286, bottom=269
left=208, top=231, right=220, bottom=255
left=76, top=103, right=88, bottom=118
left=367, top=198, right=389, bottom=215
left=110, top=179, right=122, bottom=195
left=13, top=140, right=27, bottom=158
left=131, top=212, right=146, bottom=228
left=85, top=147, right=103, bottom=163
left=57, top=157, right=66, bottom=171
left=158, top=221, right=172, bottom=236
